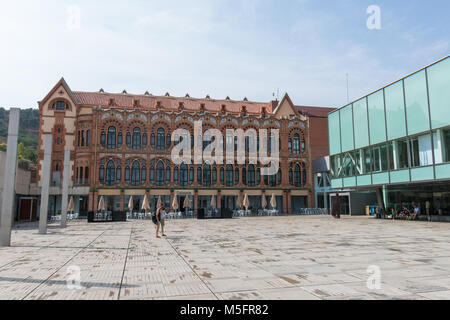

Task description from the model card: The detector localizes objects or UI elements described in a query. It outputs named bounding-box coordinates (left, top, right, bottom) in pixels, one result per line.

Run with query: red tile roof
left=73, top=91, right=275, bottom=115
left=294, top=106, right=336, bottom=118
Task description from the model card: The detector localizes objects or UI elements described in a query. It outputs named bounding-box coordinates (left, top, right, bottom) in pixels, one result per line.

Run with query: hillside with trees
left=0, top=108, right=40, bottom=164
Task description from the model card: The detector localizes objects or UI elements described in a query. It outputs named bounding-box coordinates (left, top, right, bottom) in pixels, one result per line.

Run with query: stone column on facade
left=282, top=191, right=288, bottom=215
left=93, top=190, right=98, bottom=212
left=217, top=190, right=222, bottom=210
left=120, top=190, right=125, bottom=211
left=60, top=149, right=71, bottom=228
left=194, top=190, right=198, bottom=217
left=0, top=108, right=20, bottom=246
left=39, top=134, right=53, bottom=235
left=170, top=190, right=175, bottom=212
left=88, top=191, right=94, bottom=211
left=287, top=191, right=292, bottom=214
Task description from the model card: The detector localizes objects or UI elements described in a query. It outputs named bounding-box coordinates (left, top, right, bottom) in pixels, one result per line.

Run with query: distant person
left=412, top=204, right=420, bottom=220
left=160, top=206, right=167, bottom=237
left=332, top=196, right=341, bottom=219
left=399, top=206, right=411, bottom=219
left=153, top=206, right=163, bottom=238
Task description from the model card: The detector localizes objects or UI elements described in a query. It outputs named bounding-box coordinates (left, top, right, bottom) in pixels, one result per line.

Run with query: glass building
left=328, top=56, right=450, bottom=218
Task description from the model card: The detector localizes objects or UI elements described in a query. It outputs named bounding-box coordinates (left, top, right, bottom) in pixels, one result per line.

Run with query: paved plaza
left=1, top=216, right=450, bottom=300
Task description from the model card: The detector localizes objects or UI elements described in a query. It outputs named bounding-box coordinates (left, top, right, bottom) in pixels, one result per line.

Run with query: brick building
left=37, top=78, right=331, bottom=216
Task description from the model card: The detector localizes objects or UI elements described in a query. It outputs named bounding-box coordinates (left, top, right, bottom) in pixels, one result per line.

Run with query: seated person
left=411, top=204, right=421, bottom=220
left=398, top=206, right=411, bottom=218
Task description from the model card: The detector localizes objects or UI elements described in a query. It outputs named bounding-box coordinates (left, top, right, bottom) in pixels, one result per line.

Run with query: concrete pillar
left=120, top=190, right=125, bottom=211
left=60, top=149, right=70, bottom=228
left=0, top=108, right=20, bottom=246
left=287, top=191, right=292, bottom=214
left=217, top=191, right=222, bottom=210
left=39, top=135, right=53, bottom=235
left=194, top=190, right=198, bottom=217
left=376, top=187, right=385, bottom=212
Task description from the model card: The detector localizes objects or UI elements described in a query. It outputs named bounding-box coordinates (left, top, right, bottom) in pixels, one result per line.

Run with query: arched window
left=269, top=172, right=276, bottom=187
left=142, top=133, right=148, bottom=149
left=293, top=134, right=301, bottom=154
left=106, top=161, right=115, bottom=186
left=174, top=166, right=179, bottom=185
left=256, top=168, right=261, bottom=186
left=131, top=162, right=140, bottom=186
left=189, top=167, right=194, bottom=185
left=100, top=132, right=106, bottom=147
left=242, top=168, right=247, bottom=186
left=126, top=133, right=131, bottom=148
left=278, top=168, right=282, bottom=185
left=197, top=167, right=202, bottom=185
left=107, top=127, right=116, bottom=149
left=301, top=139, right=306, bottom=153
left=180, top=164, right=188, bottom=186
left=132, top=128, right=141, bottom=150
left=302, top=168, right=307, bottom=187
left=288, top=139, right=292, bottom=153
left=294, top=164, right=301, bottom=187
left=116, top=166, right=121, bottom=184
left=99, top=165, right=105, bottom=184
left=157, top=128, right=165, bottom=150
left=125, top=166, right=130, bottom=184
left=85, top=167, right=89, bottom=182
left=235, top=167, right=239, bottom=186
left=141, top=166, right=147, bottom=185
left=156, top=161, right=164, bottom=186
left=203, top=165, right=211, bottom=187
left=226, top=165, right=233, bottom=187
left=86, top=130, right=91, bottom=147
left=151, top=134, right=156, bottom=149
left=220, top=167, right=225, bottom=186
left=212, top=167, right=217, bottom=185
left=248, top=165, right=255, bottom=187
left=166, top=134, right=171, bottom=149
left=166, top=167, right=171, bottom=184
left=150, top=165, right=155, bottom=185
left=117, top=132, right=123, bottom=148
left=54, top=101, right=67, bottom=111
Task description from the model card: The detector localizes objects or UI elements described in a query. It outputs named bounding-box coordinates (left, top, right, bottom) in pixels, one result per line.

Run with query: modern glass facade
left=328, top=56, right=450, bottom=215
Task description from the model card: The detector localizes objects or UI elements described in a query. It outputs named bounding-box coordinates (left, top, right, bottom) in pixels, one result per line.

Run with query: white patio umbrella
left=270, top=194, right=277, bottom=209
left=261, top=194, right=267, bottom=210
left=236, top=194, right=242, bottom=208
left=243, top=194, right=249, bottom=211
left=142, top=194, right=150, bottom=212
left=128, top=196, right=134, bottom=211
left=184, top=196, right=192, bottom=209
left=210, top=196, right=216, bottom=208
left=67, top=196, right=74, bottom=212
left=156, top=196, right=162, bottom=209
left=172, top=196, right=179, bottom=211
left=98, top=196, right=106, bottom=211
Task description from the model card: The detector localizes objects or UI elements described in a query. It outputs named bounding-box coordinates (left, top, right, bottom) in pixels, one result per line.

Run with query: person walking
left=153, top=206, right=163, bottom=238
left=332, top=195, right=341, bottom=219
left=160, top=206, right=167, bottom=237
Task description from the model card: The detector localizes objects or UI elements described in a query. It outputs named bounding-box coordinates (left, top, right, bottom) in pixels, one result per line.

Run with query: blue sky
left=0, top=0, right=448, bottom=109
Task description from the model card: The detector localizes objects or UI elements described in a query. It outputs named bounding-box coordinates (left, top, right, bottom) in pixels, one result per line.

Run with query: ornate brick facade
left=38, top=79, right=323, bottom=215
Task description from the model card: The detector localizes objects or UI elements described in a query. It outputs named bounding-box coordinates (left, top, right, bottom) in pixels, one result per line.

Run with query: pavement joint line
left=21, top=227, right=111, bottom=300
left=0, top=236, right=71, bottom=271
left=117, top=223, right=134, bottom=300
left=166, top=233, right=220, bottom=300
